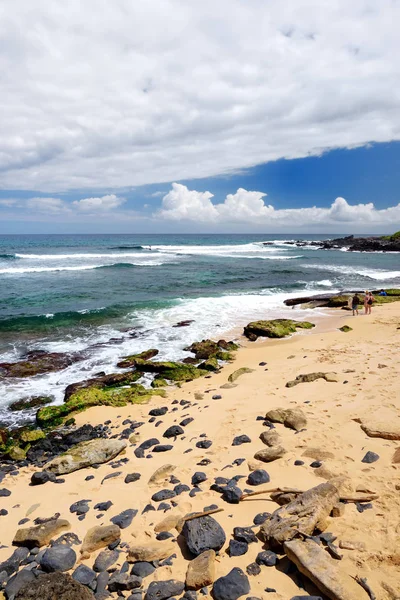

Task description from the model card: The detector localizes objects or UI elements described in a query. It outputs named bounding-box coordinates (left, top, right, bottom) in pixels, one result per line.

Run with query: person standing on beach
left=352, top=293, right=361, bottom=316
left=364, top=291, right=374, bottom=315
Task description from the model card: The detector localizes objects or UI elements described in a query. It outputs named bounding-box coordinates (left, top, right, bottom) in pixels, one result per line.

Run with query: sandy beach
left=1, top=302, right=399, bottom=600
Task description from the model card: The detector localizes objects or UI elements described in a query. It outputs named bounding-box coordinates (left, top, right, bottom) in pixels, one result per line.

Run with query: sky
left=1, top=0, right=400, bottom=234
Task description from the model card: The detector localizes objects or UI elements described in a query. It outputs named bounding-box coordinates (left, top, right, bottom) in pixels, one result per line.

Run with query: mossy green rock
left=228, top=367, right=254, bottom=383
left=64, top=371, right=142, bottom=401
left=37, top=385, right=165, bottom=428
left=134, top=359, right=208, bottom=382
left=215, top=351, right=234, bottom=361
left=244, top=319, right=315, bottom=340
left=199, top=357, right=219, bottom=372
left=8, top=445, right=27, bottom=460
left=327, top=296, right=350, bottom=307
left=151, top=377, right=168, bottom=388
left=9, top=396, right=52, bottom=412
left=117, top=348, right=159, bottom=368
left=339, top=325, right=353, bottom=333
left=19, top=429, right=46, bottom=444
left=46, top=438, right=127, bottom=475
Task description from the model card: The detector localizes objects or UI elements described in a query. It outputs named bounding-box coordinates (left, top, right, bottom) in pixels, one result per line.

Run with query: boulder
left=254, top=446, right=286, bottom=463
left=260, top=483, right=339, bottom=550
left=360, top=418, right=400, bottom=440
left=45, top=438, right=127, bottom=475
left=212, top=567, right=250, bottom=600
left=244, top=319, right=314, bottom=341
left=19, top=429, right=46, bottom=444
left=93, top=549, right=119, bottom=572
left=81, top=525, right=120, bottom=554
left=132, top=359, right=208, bottom=382
left=5, top=570, right=35, bottom=599
left=145, top=580, right=185, bottom=600
left=228, top=368, right=254, bottom=383
left=13, top=519, right=71, bottom=548
left=14, top=572, right=95, bottom=599
left=108, top=572, right=142, bottom=592
left=64, top=371, right=142, bottom=401
left=265, top=408, right=307, bottom=431
left=182, top=515, right=226, bottom=556
left=184, top=340, right=220, bottom=359
left=128, top=541, right=176, bottom=562
left=8, top=396, right=52, bottom=412
left=72, top=564, right=96, bottom=586
left=0, top=350, right=82, bottom=378
left=198, top=357, right=220, bottom=372
left=247, top=469, right=270, bottom=486
left=110, top=508, right=138, bottom=528
left=284, top=539, right=368, bottom=600
left=286, top=373, right=338, bottom=388
left=117, top=349, right=159, bottom=368
left=40, top=545, right=77, bottom=572
left=186, top=549, right=216, bottom=590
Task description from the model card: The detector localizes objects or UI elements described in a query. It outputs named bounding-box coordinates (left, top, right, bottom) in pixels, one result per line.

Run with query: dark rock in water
left=221, top=486, right=242, bottom=504
left=253, top=512, right=270, bottom=525
left=247, top=469, right=270, bottom=486
left=173, top=320, right=195, bottom=328
left=145, top=579, right=185, bottom=600
left=256, top=550, right=278, bottom=566
left=9, top=396, right=52, bottom=412
left=40, top=545, right=77, bottom=572
left=110, top=508, right=137, bottom=529
left=125, top=472, right=141, bottom=484
left=94, top=501, right=113, bottom=512
left=232, top=435, right=251, bottom=446
left=196, top=440, right=212, bottom=449
left=130, top=561, right=155, bottom=578
left=149, top=407, right=168, bottom=416
left=152, top=489, right=176, bottom=502
left=108, top=572, right=142, bottom=592
left=93, top=549, right=119, bottom=572
left=182, top=515, right=226, bottom=556
left=361, top=451, right=380, bottom=464
left=0, top=350, right=83, bottom=379
left=72, top=564, right=96, bottom=586
left=5, top=569, right=36, bottom=599
left=212, top=567, right=250, bottom=600
left=174, top=484, right=191, bottom=495
left=246, top=562, right=261, bottom=576
left=0, top=547, right=30, bottom=576
left=152, top=445, right=173, bottom=453
left=163, top=426, right=184, bottom=439
left=233, top=527, right=258, bottom=544
left=191, top=472, right=207, bottom=486
left=229, top=540, right=248, bottom=556
left=14, top=572, right=95, bottom=599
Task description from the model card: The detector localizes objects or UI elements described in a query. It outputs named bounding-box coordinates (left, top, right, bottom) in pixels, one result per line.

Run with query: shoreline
left=0, top=301, right=399, bottom=598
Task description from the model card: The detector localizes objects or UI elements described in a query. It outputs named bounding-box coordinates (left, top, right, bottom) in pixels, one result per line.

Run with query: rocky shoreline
left=270, top=232, right=400, bottom=252
left=0, top=296, right=399, bottom=599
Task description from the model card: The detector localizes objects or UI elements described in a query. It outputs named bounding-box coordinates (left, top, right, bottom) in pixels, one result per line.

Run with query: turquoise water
left=1, top=233, right=399, bottom=423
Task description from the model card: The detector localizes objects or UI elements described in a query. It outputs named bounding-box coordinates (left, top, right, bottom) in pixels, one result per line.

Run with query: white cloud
left=157, top=183, right=400, bottom=229
left=0, top=1, right=399, bottom=191
left=0, top=199, right=19, bottom=207
left=26, top=197, right=68, bottom=213
left=72, top=194, right=125, bottom=212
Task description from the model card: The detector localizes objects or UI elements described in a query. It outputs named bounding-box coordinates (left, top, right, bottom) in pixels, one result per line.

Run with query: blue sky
left=1, top=1, right=400, bottom=233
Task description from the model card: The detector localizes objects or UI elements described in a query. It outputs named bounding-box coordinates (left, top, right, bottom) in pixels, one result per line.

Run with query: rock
left=152, top=489, right=176, bottom=502
left=64, top=371, right=143, bottom=401
left=13, top=519, right=71, bottom=548
left=253, top=512, right=270, bottom=525
left=110, top=508, right=137, bottom=529
left=7, top=446, right=27, bottom=461
left=199, top=358, right=220, bottom=372
left=163, top=425, right=184, bottom=438
left=152, top=444, right=173, bottom=452
left=284, top=539, right=368, bottom=600
left=233, top=527, right=257, bottom=544
left=192, top=472, right=207, bottom=485
left=5, top=570, right=36, bottom=599
left=392, top=448, right=400, bottom=464
left=229, top=540, right=248, bottom=556
left=31, top=471, right=57, bottom=486
left=0, top=488, right=11, bottom=497
left=259, top=431, right=281, bottom=447
left=212, top=567, right=250, bottom=600
left=243, top=319, right=314, bottom=341
left=196, top=440, right=212, bottom=449
left=361, top=451, right=379, bottom=464
left=339, top=325, right=352, bottom=333
left=338, top=540, right=366, bottom=551
left=247, top=469, right=270, bottom=486
left=40, top=546, right=77, bottom=572
left=128, top=541, right=176, bottom=562
left=186, top=550, right=216, bottom=590
left=135, top=438, right=160, bottom=457
left=125, top=473, right=141, bottom=484
left=93, top=549, right=119, bottom=572
left=182, top=515, right=226, bottom=556
left=228, top=368, right=254, bottom=383
left=46, top=439, right=127, bottom=475
left=81, top=525, right=120, bottom=554
left=132, top=359, right=208, bottom=382
left=265, top=408, right=307, bottom=431
left=145, top=580, right=185, bottom=600
left=72, top=564, right=96, bottom=586
left=232, top=435, right=251, bottom=446
left=0, top=350, right=82, bottom=378
left=360, top=418, right=400, bottom=440
left=148, top=464, right=176, bottom=485
left=246, top=562, right=261, bottom=576
left=302, top=448, right=335, bottom=461
left=256, top=550, right=278, bottom=566
left=8, top=396, right=52, bottom=412
left=221, top=486, right=242, bottom=504
left=131, top=561, right=155, bottom=578
left=260, top=483, right=339, bottom=550
left=254, top=446, right=286, bottom=463
left=14, top=572, right=95, bottom=599
left=117, top=349, right=159, bottom=368
left=149, top=407, right=168, bottom=416
left=0, top=548, right=30, bottom=577
left=108, top=572, right=142, bottom=592
left=94, top=501, right=113, bottom=512
left=286, top=373, right=338, bottom=388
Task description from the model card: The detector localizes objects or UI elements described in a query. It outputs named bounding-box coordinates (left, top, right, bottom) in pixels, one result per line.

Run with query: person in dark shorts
left=352, top=293, right=361, bottom=316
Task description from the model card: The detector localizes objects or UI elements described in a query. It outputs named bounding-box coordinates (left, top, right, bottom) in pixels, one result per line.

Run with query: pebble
left=232, top=435, right=251, bottom=446
left=0, top=488, right=11, bottom=497
left=221, top=485, right=242, bottom=504
left=256, top=550, right=278, bottom=566
left=130, top=561, right=155, bottom=578
left=246, top=562, right=261, bottom=576
left=310, top=461, right=322, bottom=468
left=361, top=451, right=380, bottom=464
left=212, top=395, right=222, bottom=400
left=125, top=473, right=141, bottom=484
left=111, top=508, right=138, bottom=529
left=247, top=469, right=270, bottom=486
left=196, top=440, right=212, bottom=449
left=228, top=540, right=248, bottom=556
left=72, top=564, right=96, bottom=586
left=233, top=527, right=258, bottom=544
left=93, top=549, right=119, bottom=572
left=149, top=407, right=168, bottom=416
left=180, top=418, right=194, bottom=427
left=191, top=472, right=207, bottom=485
left=94, top=501, right=113, bottom=512
left=153, top=445, right=173, bottom=452
left=294, top=460, right=305, bottom=466
left=152, top=489, right=176, bottom=502
left=253, top=512, right=270, bottom=525
left=174, top=484, right=191, bottom=495
left=163, top=426, right=184, bottom=438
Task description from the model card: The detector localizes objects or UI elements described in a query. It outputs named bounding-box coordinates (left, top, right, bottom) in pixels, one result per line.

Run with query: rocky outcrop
left=45, top=438, right=126, bottom=475
left=317, top=233, right=400, bottom=252
left=0, top=350, right=83, bottom=378
left=360, top=417, right=400, bottom=440
left=184, top=339, right=238, bottom=360
left=260, top=483, right=339, bottom=550
left=132, top=359, right=208, bottom=382
left=64, top=371, right=142, bottom=401
left=243, top=319, right=315, bottom=341
left=117, top=348, right=159, bottom=368
left=8, top=396, right=52, bottom=412
left=284, top=539, right=368, bottom=600
left=13, top=519, right=71, bottom=548
left=14, top=572, right=95, bottom=599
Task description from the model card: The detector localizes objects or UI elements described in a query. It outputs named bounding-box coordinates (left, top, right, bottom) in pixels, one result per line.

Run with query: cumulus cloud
left=0, top=1, right=400, bottom=191
left=157, top=183, right=400, bottom=228
left=72, top=194, right=125, bottom=212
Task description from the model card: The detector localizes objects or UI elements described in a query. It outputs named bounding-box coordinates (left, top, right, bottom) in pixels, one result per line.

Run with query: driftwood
left=353, top=576, right=377, bottom=600
left=182, top=508, right=224, bottom=522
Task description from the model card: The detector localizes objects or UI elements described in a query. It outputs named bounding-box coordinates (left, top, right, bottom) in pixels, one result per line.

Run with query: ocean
left=1, top=233, right=399, bottom=426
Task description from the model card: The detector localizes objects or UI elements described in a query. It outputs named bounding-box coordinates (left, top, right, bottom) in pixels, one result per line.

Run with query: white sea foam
left=15, top=252, right=158, bottom=259
left=305, top=264, right=400, bottom=280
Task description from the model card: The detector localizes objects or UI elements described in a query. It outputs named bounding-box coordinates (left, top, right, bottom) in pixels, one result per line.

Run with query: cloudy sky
left=1, top=0, right=400, bottom=233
